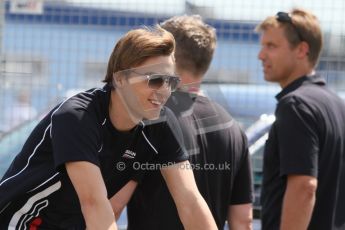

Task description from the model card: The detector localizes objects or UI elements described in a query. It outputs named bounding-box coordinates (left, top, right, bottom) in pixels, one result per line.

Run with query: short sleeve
left=51, top=106, right=101, bottom=170
left=276, top=99, right=319, bottom=177
left=230, top=132, right=254, bottom=205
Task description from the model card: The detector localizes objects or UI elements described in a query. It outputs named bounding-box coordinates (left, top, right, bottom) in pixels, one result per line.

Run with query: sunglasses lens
left=277, top=12, right=291, bottom=22
left=147, top=75, right=180, bottom=91
left=169, top=77, right=180, bottom=92
left=148, top=75, right=165, bottom=89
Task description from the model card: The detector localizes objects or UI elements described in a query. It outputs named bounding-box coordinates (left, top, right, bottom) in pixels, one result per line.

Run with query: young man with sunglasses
left=0, top=26, right=217, bottom=229
left=257, top=8, right=345, bottom=230
left=127, top=15, right=253, bottom=230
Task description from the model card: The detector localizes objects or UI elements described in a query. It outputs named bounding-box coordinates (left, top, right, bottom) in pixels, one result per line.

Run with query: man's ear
left=113, top=73, right=124, bottom=88
left=297, top=41, right=310, bottom=59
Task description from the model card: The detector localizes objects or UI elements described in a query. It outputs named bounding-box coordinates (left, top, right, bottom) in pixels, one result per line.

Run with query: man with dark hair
left=0, top=26, right=217, bottom=229
left=257, top=8, right=345, bottom=230
left=127, top=15, right=253, bottom=230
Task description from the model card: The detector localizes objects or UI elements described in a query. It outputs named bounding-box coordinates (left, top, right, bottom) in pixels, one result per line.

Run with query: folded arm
left=109, top=180, right=138, bottom=220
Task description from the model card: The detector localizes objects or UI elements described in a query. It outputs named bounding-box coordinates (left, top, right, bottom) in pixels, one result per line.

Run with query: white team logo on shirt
left=122, top=149, right=136, bottom=159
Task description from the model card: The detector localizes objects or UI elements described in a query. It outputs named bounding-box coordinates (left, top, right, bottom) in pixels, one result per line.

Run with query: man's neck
left=280, top=64, right=314, bottom=88
left=178, top=71, right=203, bottom=94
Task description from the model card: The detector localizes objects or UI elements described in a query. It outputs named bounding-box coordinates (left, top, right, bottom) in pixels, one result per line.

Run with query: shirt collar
left=275, top=74, right=326, bottom=100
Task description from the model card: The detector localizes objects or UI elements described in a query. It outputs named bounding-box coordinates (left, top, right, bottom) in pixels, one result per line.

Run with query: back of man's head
left=161, top=15, right=216, bottom=78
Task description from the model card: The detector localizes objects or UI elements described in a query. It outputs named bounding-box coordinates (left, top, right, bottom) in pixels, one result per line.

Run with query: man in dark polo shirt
left=0, top=26, right=217, bottom=229
left=256, top=8, right=345, bottom=230
left=127, top=15, right=253, bottom=230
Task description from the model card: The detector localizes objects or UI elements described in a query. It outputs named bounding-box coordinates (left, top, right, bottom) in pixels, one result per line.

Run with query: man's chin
left=264, top=74, right=275, bottom=82
left=144, top=109, right=161, bottom=120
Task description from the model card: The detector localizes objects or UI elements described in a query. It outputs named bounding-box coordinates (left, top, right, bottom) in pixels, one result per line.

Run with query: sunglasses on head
left=130, top=70, right=181, bottom=92
left=276, top=11, right=304, bottom=42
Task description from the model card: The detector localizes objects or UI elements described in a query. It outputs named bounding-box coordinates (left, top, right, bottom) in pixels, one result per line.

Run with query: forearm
left=161, top=161, right=217, bottom=230
left=81, top=197, right=117, bottom=230
left=114, top=207, right=125, bottom=221
left=177, top=192, right=217, bottom=230
left=280, top=176, right=316, bottom=230
left=228, top=204, right=253, bottom=230
left=110, top=180, right=137, bottom=220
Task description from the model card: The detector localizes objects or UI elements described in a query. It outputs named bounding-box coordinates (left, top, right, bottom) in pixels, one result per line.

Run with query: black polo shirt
left=127, top=91, right=253, bottom=230
left=261, top=75, right=345, bottom=230
left=0, top=85, right=188, bottom=229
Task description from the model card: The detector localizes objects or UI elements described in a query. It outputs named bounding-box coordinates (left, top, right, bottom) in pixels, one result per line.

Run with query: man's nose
left=258, top=48, right=265, bottom=60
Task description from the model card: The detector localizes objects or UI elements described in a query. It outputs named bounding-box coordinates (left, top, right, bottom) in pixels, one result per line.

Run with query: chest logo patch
left=122, top=149, right=136, bottom=159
